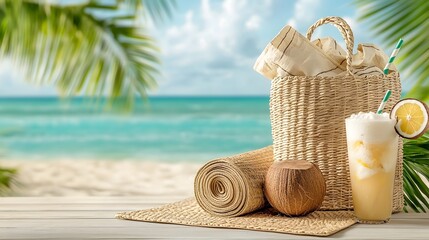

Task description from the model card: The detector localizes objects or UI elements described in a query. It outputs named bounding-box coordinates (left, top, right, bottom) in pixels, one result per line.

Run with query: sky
left=0, top=0, right=398, bottom=97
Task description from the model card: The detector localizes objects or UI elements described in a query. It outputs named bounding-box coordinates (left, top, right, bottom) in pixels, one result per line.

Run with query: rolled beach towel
left=194, top=146, right=273, bottom=217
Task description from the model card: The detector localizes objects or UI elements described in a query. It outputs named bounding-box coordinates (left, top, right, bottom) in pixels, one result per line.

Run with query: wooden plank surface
left=0, top=196, right=428, bottom=239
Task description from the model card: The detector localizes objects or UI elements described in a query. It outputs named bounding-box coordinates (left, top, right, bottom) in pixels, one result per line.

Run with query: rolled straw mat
left=194, top=146, right=273, bottom=217
left=116, top=198, right=357, bottom=237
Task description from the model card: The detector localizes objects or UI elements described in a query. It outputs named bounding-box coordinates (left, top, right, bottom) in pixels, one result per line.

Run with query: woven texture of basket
left=269, top=17, right=403, bottom=211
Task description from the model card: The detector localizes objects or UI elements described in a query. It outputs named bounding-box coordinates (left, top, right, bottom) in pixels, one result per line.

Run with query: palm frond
left=354, top=0, right=429, bottom=102
left=0, top=167, right=17, bottom=196
left=117, top=0, right=176, bottom=23
left=403, top=133, right=429, bottom=212
left=0, top=0, right=173, bottom=107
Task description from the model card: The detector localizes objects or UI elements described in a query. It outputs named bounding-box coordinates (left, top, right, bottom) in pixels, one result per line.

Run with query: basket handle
left=306, top=16, right=355, bottom=75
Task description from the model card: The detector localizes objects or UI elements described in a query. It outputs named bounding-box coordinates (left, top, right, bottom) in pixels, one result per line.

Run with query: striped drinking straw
left=383, top=39, right=403, bottom=75
left=376, top=90, right=392, bottom=114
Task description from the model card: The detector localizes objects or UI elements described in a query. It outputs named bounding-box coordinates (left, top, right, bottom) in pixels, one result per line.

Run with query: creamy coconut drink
left=345, top=112, right=398, bottom=223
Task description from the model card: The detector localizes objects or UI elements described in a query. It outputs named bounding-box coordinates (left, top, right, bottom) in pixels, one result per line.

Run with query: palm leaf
left=0, top=0, right=174, bottom=107
left=402, top=133, right=429, bottom=212
left=118, top=0, right=176, bottom=23
left=354, top=0, right=429, bottom=102
left=0, top=167, right=17, bottom=196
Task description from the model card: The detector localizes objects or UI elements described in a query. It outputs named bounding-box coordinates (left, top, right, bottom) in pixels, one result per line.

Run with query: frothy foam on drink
left=348, top=112, right=390, bottom=120
left=346, top=112, right=397, bottom=179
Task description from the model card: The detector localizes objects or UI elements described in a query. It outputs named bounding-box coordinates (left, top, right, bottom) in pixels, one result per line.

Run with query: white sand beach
left=1, top=160, right=202, bottom=197
left=2, top=160, right=428, bottom=199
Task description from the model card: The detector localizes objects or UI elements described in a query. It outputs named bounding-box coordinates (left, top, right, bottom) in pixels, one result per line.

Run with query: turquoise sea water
left=0, top=97, right=272, bottom=162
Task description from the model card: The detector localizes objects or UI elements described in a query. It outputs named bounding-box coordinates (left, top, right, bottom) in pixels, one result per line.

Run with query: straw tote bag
left=270, top=17, right=403, bottom=211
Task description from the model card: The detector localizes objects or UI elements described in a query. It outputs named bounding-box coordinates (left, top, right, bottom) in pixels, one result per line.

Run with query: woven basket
left=270, top=17, right=403, bottom=211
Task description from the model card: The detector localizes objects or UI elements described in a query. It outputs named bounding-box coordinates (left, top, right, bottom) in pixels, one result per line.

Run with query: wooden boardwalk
left=1, top=196, right=428, bottom=239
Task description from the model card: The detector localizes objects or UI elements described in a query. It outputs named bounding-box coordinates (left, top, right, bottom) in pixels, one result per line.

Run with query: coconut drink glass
left=345, top=112, right=398, bottom=223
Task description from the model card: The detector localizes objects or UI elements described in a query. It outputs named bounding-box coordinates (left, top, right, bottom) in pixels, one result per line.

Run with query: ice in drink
left=345, top=112, right=398, bottom=223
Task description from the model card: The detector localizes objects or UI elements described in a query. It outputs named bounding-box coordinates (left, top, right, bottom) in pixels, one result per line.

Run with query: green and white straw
left=383, top=38, right=403, bottom=75
left=376, top=90, right=392, bottom=114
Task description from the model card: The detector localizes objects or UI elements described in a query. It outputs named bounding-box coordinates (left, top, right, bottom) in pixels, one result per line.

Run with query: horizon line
left=0, top=95, right=270, bottom=99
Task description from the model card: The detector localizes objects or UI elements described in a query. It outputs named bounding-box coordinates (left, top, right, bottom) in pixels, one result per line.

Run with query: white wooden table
left=1, top=196, right=428, bottom=239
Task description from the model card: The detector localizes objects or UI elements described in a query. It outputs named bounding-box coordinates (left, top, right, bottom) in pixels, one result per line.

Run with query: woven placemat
left=116, top=198, right=357, bottom=237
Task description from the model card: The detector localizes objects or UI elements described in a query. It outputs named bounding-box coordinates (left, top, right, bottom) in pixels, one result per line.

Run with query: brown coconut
left=264, top=160, right=326, bottom=216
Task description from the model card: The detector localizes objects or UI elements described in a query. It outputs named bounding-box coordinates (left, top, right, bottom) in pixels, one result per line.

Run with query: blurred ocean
left=0, top=97, right=272, bottom=162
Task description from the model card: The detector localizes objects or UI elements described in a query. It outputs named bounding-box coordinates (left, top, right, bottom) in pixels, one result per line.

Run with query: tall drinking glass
left=345, top=112, right=398, bottom=223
